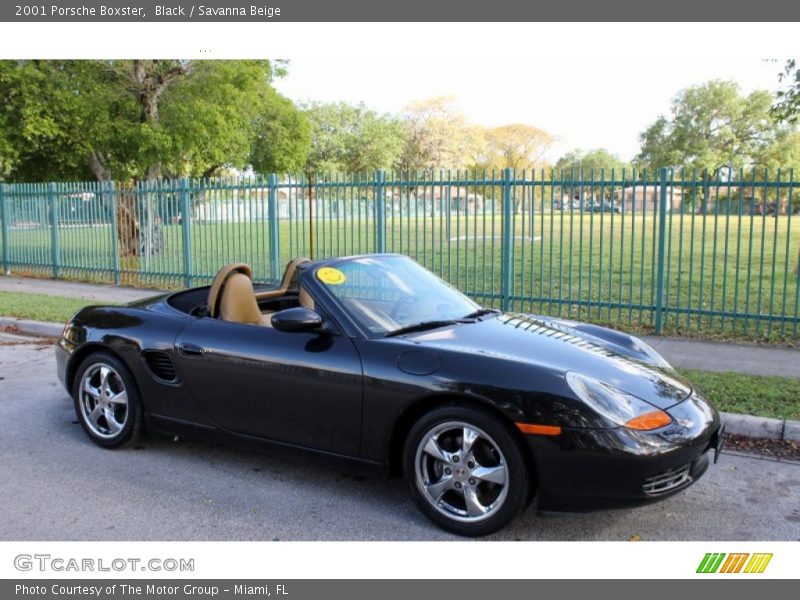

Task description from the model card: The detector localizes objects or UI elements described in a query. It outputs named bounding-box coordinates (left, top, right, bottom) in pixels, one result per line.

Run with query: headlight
left=565, top=372, right=672, bottom=431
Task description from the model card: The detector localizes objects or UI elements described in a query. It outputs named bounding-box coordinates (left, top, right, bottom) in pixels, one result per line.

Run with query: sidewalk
left=641, top=336, right=800, bottom=379
left=2, top=274, right=799, bottom=379
left=0, top=275, right=160, bottom=303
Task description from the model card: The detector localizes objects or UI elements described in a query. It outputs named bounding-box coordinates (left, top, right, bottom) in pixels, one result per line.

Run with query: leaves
left=772, top=59, right=800, bottom=125
left=636, top=80, right=783, bottom=175
left=725, top=434, right=800, bottom=461
left=475, top=124, right=554, bottom=171
left=554, top=148, right=630, bottom=175
left=0, top=60, right=309, bottom=181
left=303, top=101, right=403, bottom=173
left=399, top=97, right=479, bottom=172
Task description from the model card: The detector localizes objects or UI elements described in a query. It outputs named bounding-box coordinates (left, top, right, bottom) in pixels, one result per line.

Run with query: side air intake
left=143, top=351, right=178, bottom=383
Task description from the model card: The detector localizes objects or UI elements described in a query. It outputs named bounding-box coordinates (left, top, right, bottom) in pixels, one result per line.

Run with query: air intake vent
left=642, top=464, right=691, bottom=496
left=143, top=351, right=177, bottom=383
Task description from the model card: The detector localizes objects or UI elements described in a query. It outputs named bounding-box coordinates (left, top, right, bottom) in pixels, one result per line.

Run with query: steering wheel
left=434, top=302, right=456, bottom=318
left=389, top=295, right=419, bottom=321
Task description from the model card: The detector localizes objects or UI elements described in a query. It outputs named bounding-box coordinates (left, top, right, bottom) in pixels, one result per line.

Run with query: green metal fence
left=1, top=168, right=799, bottom=339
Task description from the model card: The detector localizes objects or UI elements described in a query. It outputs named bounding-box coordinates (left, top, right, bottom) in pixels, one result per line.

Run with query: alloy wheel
left=414, top=421, right=509, bottom=523
left=79, top=363, right=129, bottom=439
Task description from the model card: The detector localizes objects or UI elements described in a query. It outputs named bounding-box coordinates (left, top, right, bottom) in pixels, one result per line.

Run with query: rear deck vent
left=143, top=351, right=178, bottom=383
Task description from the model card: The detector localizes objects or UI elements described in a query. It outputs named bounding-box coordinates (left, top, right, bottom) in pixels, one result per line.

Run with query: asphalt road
left=1, top=334, right=799, bottom=541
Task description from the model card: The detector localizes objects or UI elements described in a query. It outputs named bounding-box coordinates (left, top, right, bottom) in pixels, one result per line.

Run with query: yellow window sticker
left=317, top=267, right=346, bottom=285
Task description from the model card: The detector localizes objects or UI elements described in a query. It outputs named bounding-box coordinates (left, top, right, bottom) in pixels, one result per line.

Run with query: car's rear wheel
left=73, top=352, right=143, bottom=448
left=403, top=405, right=531, bottom=536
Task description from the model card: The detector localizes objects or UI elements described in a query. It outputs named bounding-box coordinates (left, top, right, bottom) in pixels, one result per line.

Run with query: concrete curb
left=721, top=411, right=799, bottom=442
left=0, top=317, right=62, bottom=338
left=2, top=316, right=798, bottom=442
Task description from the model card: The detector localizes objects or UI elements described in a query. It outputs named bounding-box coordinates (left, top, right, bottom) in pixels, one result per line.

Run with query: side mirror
left=271, top=307, right=323, bottom=333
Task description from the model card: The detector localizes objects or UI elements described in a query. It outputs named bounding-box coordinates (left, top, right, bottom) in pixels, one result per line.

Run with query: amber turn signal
left=516, top=422, right=562, bottom=436
left=624, top=410, right=672, bottom=431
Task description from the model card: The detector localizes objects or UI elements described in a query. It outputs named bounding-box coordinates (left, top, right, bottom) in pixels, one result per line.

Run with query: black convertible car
left=56, top=254, right=723, bottom=536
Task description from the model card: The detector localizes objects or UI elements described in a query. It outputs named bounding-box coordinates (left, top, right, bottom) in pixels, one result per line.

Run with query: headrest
left=207, top=262, right=253, bottom=318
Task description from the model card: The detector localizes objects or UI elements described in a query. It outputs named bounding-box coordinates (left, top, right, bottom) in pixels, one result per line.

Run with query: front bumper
left=527, top=392, right=722, bottom=512
left=54, top=337, right=75, bottom=392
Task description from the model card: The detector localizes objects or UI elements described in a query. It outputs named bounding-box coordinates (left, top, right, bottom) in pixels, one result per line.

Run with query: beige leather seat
left=218, top=272, right=272, bottom=326
left=207, top=260, right=315, bottom=328
left=208, top=259, right=312, bottom=318
left=207, top=262, right=254, bottom=319
left=298, top=285, right=314, bottom=309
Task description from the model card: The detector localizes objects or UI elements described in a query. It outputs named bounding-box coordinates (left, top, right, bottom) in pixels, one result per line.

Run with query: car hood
left=408, top=313, right=692, bottom=409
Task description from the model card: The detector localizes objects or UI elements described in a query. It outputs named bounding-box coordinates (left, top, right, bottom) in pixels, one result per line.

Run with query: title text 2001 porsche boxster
left=56, top=254, right=723, bottom=536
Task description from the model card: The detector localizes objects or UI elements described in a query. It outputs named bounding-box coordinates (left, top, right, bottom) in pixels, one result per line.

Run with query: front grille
left=143, top=351, right=177, bottom=383
left=642, top=464, right=691, bottom=496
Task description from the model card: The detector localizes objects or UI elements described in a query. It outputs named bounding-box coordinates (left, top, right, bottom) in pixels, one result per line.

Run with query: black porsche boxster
left=56, top=254, right=723, bottom=536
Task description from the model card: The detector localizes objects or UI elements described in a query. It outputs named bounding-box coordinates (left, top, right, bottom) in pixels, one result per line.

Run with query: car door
left=172, top=316, right=363, bottom=457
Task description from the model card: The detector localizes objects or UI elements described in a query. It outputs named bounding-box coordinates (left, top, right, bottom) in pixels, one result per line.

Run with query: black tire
left=403, top=404, right=532, bottom=537
left=72, top=351, right=144, bottom=448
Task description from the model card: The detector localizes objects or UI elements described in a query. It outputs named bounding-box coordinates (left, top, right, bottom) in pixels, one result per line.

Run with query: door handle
left=177, top=342, right=205, bottom=356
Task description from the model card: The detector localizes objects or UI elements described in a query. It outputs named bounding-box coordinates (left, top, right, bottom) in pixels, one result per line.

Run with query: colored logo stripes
left=696, top=553, right=773, bottom=574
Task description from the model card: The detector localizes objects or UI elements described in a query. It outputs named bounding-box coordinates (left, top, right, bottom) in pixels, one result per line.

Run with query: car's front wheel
left=72, top=352, right=143, bottom=448
left=403, top=405, right=532, bottom=536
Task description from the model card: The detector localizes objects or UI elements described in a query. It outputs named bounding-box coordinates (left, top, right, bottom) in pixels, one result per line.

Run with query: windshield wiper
left=385, top=319, right=465, bottom=337
left=462, top=307, right=501, bottom=320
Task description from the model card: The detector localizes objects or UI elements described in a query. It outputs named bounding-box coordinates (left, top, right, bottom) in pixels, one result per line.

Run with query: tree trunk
left=116, top=189, right=139, bottom=257
left=88, top=151, right=112, bottom=182
left=131, top=60, right=189, bottom=181
left=89, top=152, right=139, bottom=259
left=795, top=246, right=799, bottom=277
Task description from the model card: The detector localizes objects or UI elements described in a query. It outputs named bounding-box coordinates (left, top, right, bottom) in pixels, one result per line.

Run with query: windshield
left=315, top=255, right=478, bottom=336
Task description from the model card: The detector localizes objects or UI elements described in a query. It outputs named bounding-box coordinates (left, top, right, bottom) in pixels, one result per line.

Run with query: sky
left=1, top=22, right=790, bottom=167
left=274, top=58, right=784, bottom=164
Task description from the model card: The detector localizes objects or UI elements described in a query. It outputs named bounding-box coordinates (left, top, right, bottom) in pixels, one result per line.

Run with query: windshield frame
left=303, top=254, right=480, bottom=340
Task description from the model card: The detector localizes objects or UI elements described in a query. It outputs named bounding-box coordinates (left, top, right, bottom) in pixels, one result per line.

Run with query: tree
left=636, top=80, right=777, bottom=176
left=0, top=60, right=98, bottom=181
left=248, top=89, right=310, bottom=175
left=554, top=148, right=631, bottom=204
left=398, top=97, right=479, bottom=172
left=302, top=101, right=403, bottom=174
left=473, top=124, right=553, bottom=171
left=770, top=61, right=800, bottom=275
left=755, top=130, right=800, bottom=275
left=0, top=59, right=308, bottom=259
left=158, top=61, right=309, bottom=178
left=554, top=148, right=630, bottom=175
left=773, top=59, right=800, bottom=125
left=0, top=60, right=307, bottom=182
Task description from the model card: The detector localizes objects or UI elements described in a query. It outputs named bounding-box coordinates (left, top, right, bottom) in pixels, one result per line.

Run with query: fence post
left=179, top=178, right=193, bottom=288
left=0, top=183, right=9, bottom=275
left=654, top=168, right=669, bottom=334
left=267, top=174, right=281, bottom=281
left=501, top=168, right=513, bottom=311
left=107, top=181, right=121, bottom=285
left=48, top=182, right=61, bottom=279
left=375, top=170, right=386, bottom=253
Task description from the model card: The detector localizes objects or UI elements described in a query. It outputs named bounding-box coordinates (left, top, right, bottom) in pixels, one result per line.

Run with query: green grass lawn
left=0, top=290, right=99, bottom=324
left=678, top=368, right=800, bottom=421
left=5, top=210, right=800, bottom=340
